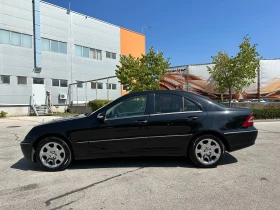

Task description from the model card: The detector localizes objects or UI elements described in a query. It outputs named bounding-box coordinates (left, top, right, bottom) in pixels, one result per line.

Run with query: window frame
left=33, top=77, right=44, bottom=85
left=0, top=75, right=11, bottom=84
left=76, top=81, right=83, bottom=88
left=11, top=32, right=21, bottom=46
left=17, top=76, right=27, bottom=85
left=21, top=34, right=32, bottom=48
left=52, top=79, right=60, bottom=87
left=60, top=79, right=68, bottom=87
left=151, top=93, right=204, bottom=115
left=0, top=29, right=10, bottom=44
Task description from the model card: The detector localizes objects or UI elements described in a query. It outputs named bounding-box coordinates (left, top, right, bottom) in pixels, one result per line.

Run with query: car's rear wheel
left=36, top=137, right=72, bottom=171
left=189, top=135, right=225, bottom=168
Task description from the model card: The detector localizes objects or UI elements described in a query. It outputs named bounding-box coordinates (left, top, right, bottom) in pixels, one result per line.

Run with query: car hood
left=39, top=114, right=88, bottom=125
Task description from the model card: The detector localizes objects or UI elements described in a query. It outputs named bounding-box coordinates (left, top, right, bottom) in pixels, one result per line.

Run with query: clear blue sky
left=45, top=0, right=280, bottom=66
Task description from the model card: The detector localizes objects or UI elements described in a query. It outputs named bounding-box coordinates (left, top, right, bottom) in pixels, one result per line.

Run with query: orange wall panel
left=120, top=28, right=145, bottom=58
left=120, top=28, right=145, bottom=95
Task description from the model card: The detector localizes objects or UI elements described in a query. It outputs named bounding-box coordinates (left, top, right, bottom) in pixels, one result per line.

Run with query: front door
left=32, top=84, right=45, bottom=105
left=148, top=93, right=207, bottom=155
left=89, top=94, right=150, bottom=158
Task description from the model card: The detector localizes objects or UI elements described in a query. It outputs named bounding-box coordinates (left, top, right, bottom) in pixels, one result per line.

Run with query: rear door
left=148, top=93, right=207, bottom=155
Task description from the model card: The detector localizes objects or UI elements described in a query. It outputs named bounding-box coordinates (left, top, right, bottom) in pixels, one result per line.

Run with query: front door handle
left=135, top=120, right=148, bottom=125
left=186, top=116, right=198, bottom=121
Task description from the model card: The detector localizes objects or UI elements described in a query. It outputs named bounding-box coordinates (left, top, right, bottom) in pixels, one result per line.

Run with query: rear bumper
left=20, top=142, right=32, bottom=160
left=224, top=128, right=258, bottom=152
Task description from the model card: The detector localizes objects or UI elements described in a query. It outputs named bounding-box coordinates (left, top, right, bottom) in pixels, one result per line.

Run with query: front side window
left=33, top=78, right=44, bottom=85
left=11, top=32, right=21, bottom=46
left=154, top=94, right=183, bottom=114
left=0, top=30, right=10, bottom=44
left=18, top=76, right=27, bottom=85
left=1, top=75, right=10, bottom=84
left=106, top=95, right=147, bottom=119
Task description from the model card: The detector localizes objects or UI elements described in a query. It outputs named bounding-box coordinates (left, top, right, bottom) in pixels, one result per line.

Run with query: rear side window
left=154, top=94, right=183, bottom=114
left=184, top=97, right=201, bottom=111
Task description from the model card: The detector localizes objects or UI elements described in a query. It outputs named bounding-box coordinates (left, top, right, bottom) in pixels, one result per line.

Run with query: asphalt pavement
left=0, top=116, right=279, bottom=210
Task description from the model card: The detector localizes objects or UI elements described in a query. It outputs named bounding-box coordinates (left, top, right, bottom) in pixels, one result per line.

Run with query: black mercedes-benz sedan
left=20, top=90, right=258, bottom=171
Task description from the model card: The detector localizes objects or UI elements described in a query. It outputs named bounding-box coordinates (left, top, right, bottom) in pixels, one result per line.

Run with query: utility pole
left=257, top=64, right=260, bottom=102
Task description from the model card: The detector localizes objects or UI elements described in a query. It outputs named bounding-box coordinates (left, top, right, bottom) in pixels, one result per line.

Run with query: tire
left=36, top=137, right=72, bottom=172
left=189, top=134, right=225, bottom=168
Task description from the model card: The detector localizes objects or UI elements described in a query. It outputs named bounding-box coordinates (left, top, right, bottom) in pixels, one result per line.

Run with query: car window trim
left=105, top=114, right=149, bottom=121
left=150, top=110, right=203, bottom=116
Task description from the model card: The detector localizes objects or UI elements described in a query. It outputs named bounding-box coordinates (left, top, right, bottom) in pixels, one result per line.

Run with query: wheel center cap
left=205, top=148, right=211, bottom=155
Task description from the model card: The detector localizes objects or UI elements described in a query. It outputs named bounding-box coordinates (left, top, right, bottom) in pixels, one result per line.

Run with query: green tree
left=207, top=36, right=261, bottom=106
left=115, top=47, right=170, bottom=92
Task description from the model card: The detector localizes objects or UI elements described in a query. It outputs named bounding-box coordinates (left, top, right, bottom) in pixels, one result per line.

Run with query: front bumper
left=224, top=128, right=258, bottom=152
left=20, top=142, right=33, bottom=160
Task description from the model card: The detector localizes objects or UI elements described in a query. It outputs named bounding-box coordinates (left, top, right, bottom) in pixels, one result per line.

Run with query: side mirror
left=97, top=113, right=105, bottom=121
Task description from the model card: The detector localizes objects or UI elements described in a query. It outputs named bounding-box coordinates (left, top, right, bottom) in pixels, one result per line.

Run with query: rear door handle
left=186, top=116, right=198, bottom=121
left=135, top=120, right=148, bottom=125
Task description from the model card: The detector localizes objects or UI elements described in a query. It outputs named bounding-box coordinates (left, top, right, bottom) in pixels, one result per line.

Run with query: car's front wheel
left=189, top=135, right=226, bottom=168
left=36, top=137, right=72, bottom=171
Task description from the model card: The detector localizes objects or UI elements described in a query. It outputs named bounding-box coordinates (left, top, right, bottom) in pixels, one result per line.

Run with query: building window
left=33, top=78, right=44, bottom=85
left=107, top=83, right=117, bottom=90
left=0, top=30, right=10, bottom=44
left=11, top=32, right=21, bottom=46
left=51, top=40, right=58, bottom=52
left=0, top=29, right=32, bottom=48
left=76, top=45, right=102, bottom=60
left=59, top=42, right=67, bottom=54
left=17, top=76, right=27, bottom=85
left=22, top=34, right=32, bottom=48
left=75, top=45, right=82, bottom=56
left=60, top=80, right=68, bottom=87
left=42, top=38, right=50, bottom=51
left=123, top=85, right=129, bottom=91
left=91, top=82, right=103, bottom=89
left=106, top=51, right=117, bottom=59
left=0, top=75, right=10, bottom=84
left=106, top=51, right=111, bottom=58
left=52, top=79, right=59, bottom=86
left=42, top=38, right=67, bottom=54
left=83, top=47, right=89, bottom=58
left=77, top=81, right=83, bottom=88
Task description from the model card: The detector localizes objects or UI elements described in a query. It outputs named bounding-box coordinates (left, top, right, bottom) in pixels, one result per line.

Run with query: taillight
left=242, top=112, right=254, bottom=127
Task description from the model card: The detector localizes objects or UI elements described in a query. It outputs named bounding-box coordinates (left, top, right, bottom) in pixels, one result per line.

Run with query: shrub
left=0, top=111, right=8, bottom=118
left=88, top=100, right=111, bottom=112
left=252, top=108, right=280, bottom=119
